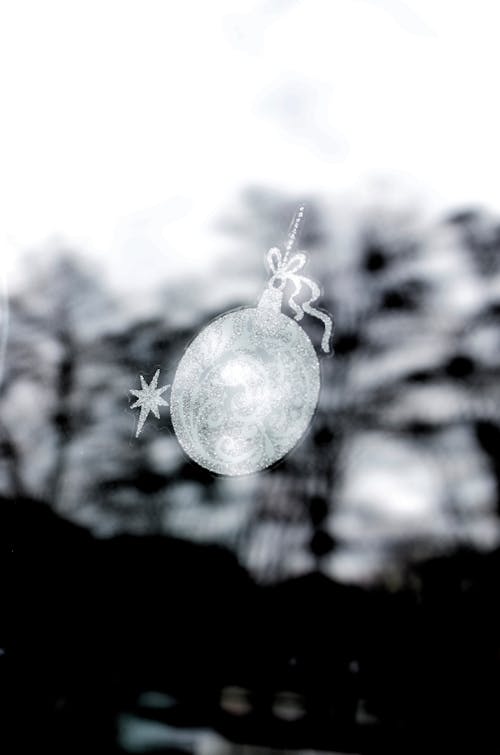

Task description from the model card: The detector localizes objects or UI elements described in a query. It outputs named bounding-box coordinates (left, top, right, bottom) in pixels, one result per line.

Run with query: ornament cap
left=258, top=283, right=283, bottom=311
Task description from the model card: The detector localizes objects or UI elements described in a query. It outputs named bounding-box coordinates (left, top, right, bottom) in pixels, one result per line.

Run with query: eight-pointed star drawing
left=130, top=369, right=170, bottom=437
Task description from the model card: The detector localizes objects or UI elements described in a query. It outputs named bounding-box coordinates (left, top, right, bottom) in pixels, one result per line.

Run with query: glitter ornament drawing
left=129, top=207, right=333, bottom=475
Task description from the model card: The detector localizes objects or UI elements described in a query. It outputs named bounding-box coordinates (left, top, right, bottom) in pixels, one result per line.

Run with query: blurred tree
left=224, top=190, right=500, bottom=583
left=1, top=192, right=500, bottom=586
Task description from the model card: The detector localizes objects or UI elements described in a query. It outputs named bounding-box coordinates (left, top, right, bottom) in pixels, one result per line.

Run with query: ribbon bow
left=266, top=247, right=333, bottom=353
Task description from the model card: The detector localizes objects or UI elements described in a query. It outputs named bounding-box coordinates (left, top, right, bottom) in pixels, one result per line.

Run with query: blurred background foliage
left=2, top=186, right=500, bottom=587
left=4, top=191, right=500, bottom=755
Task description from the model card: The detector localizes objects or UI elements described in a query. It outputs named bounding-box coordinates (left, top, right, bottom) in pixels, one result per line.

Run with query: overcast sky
left=1, top=0, right=500, bottom=291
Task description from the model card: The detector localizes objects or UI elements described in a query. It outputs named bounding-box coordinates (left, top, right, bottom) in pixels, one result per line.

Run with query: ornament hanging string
left=284, top=205, right=305, bottom=263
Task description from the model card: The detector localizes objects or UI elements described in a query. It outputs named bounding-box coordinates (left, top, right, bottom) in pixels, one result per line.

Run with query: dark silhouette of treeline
left=2, top=496, right=500, bottom=753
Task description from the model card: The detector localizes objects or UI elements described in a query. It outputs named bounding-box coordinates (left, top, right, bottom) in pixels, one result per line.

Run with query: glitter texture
left=130, top=369, right=170, bottom=437
left=170, top=305, right=320, bottom=476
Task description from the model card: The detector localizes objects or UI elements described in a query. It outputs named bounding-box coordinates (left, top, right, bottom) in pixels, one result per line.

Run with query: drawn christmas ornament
left=168, top=206, right=333, bottom=476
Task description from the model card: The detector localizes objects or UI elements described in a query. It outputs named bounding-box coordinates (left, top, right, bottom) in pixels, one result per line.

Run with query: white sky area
left=1, top=0, right=500, bottom=292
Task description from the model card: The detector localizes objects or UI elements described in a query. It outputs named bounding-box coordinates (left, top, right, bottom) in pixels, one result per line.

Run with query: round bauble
left=170, top=305, right=320, bottom=476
